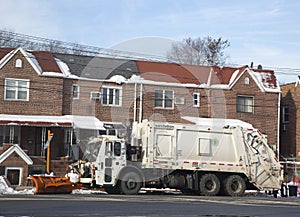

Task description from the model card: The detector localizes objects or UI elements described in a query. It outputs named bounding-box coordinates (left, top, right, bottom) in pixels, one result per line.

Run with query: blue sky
left=0, top=0, right=299, bottom=83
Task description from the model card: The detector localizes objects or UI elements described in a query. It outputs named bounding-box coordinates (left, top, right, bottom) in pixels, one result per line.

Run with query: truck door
left=101, top=141, right=125, bottom=185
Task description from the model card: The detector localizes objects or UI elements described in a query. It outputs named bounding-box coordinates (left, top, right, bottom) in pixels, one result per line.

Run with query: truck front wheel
left=120, top=172, right=142, bottom=195
left=223, top=175, right=246, bottom=197
left=199, top=173, right=220, bottom=196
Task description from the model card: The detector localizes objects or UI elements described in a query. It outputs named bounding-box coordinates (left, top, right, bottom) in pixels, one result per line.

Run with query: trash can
left=288, top=185, right=298, bottom=197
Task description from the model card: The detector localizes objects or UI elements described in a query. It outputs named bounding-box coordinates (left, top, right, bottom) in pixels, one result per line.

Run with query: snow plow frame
left=30, top=175, right=81, bottom=194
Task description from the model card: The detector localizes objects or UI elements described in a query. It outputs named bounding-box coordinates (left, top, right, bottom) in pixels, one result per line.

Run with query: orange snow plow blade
left=30, top=175, right=82, bottom=194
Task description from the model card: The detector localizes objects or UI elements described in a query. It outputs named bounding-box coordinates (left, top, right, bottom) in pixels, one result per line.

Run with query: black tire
left=120, top=172, right=142, bottom=195
left=105, top=184, right=121, bottom=194
left=199, top=173, right=220, bottom=196
left=223, top=175, right=246, bottom=197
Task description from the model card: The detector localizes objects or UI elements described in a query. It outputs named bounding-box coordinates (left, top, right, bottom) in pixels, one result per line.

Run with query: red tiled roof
left=212, top=66, right=247, bottom=85
left=31, top=51, right=62, bottom=73
left=136, top=60, right=211, bottom=85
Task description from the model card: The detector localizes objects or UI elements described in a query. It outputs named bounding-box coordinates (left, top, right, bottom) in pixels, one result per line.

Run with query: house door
left=5, top=167, right=22, bottom=186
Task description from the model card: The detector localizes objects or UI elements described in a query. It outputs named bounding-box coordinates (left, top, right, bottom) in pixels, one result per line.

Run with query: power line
left=1, top=30, right=300, bottom=75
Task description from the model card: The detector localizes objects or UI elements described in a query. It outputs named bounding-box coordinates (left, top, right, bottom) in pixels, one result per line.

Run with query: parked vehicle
left=67, top=118, right=282, bottom=196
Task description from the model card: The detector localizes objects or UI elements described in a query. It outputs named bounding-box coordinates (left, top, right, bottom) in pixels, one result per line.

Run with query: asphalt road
left=0, top=194, right=300, bottom=217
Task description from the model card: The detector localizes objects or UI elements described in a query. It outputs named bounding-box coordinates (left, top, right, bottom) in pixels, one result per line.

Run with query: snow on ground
left=72, top=189, right=107, bottom=195
left=0, top=176, right=34, bottom=195
left=0, top=176, right=299, bottom=197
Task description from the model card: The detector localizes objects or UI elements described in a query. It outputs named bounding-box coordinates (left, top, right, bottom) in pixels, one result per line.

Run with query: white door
left=102, top=141, right=126, bottom=185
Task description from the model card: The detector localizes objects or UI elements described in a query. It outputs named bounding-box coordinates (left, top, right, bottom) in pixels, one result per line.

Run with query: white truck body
left=137, top=119, right=281, bottom=191
left=72, top=118, right=282, bottom=196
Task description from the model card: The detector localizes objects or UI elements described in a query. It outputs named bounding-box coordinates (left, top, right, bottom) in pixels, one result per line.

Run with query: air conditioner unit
left=175, top=97, right=185, bottom=105
left=90, top=91, right=101, bottom=100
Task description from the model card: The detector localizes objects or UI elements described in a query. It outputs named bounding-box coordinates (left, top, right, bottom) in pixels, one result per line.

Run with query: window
left=193, top=93, right=200, bottom=107
left=114, top=142, right=121, bottom=156
left=154, top=90, right=173, bottom=109
left=244, top=77, right=250, bottom=85
left=102, top=87, right=121, bottom=106
left=5, top=78, right=29, bottom=101
left=237, top=95, right=254, bottom=113
left=198, top=138, right=212, bottom=156
left=15, top=59, right=22, bottom=68
left=0, top=126, right=20, bottom=147
left=72, top=84, right=79, bottom=99
left=283, top=106, right=289, bottom=123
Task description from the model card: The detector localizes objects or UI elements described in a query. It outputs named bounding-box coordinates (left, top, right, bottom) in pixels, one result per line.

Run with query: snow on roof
left=55, top=58, right=71, bottom=77
left=26, top=51, right=42, bottom=73
left=252, top=70, right=280, bottom=93
left=0, top=114, right=73, bottom=127
left=0, top=114, right=105, bottom=130
left=0, top=144, right=33, bottom=165
left=64, top=115, right=105, bottom=130
left=182, top=116, right=253, bottom=129
left=108, top=75, right=127, bottom=84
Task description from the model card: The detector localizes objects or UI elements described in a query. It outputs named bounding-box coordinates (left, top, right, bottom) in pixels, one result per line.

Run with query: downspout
left=139, top=82, right=143, bottom=123
left=133, top=82, right=137, bottom=122
left=277, top=91, right=281, bottom=160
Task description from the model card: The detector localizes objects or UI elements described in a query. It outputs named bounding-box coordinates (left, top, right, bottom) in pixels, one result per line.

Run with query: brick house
left=0, top=47, right=104, bottom=185
left=0, top=47, right=281, bottom=185
left=55, top=53, right=280, bottom=149
left=280, top=81, right=300, bottom=160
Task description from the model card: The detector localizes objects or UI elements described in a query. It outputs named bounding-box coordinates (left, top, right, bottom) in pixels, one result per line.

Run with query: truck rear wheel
left=199, top=173, right=220, bottom=196
left=223, top=175, right=246, bottom=197
left=120, top=172, right=142, bottom=195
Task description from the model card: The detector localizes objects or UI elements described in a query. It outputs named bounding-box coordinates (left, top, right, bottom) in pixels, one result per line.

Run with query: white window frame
left=4, top=78, right=29, bottom=101
left=72, top=84, right=79, bottom=99
left=15, top=59, right=22, bottom=68
left=282, top=106, right=289, bottom=123
left=154, top=90, right=174, bottom=109
left=101, top=86, right=122, bottom=106
left=5, top=167, right=23, bottom=186
left=237, top=95, right=254, bottom=113
left=193, top=93, right=200, bottom=107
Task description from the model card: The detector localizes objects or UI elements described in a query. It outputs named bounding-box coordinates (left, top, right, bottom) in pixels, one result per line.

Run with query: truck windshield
left=82, top=138, right=102, bottom=162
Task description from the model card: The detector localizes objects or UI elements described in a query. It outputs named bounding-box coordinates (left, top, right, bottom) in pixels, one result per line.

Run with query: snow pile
left=138, top=188, right=182, bottom=195
left=108, top=75, right=126, bottom=84
left=0, top=176, right=14, bottom=194
left=0, top=176, right=34, bottom=195
left=72, top=189, right=107, bottom=195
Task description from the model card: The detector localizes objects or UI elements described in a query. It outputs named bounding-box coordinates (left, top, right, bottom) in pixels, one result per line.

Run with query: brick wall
left=0, top=51, right=64, bottom=115
left=280, top=83, right=298, bottom=159
left=227, top=72, right=279, bottom=147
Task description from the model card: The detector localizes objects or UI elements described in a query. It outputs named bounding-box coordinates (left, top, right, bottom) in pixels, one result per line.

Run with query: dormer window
left=244, top=77, right=250, bottom=85
left=15, top=59, right=22, bottom=68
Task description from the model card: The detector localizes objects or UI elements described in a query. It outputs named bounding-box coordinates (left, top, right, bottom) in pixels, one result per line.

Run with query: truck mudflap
left=30, top=175, right=82, bottom=194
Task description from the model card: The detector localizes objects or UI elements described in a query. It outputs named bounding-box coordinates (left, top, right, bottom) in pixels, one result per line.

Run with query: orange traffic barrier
left=30, top=175, right=82, bottom=194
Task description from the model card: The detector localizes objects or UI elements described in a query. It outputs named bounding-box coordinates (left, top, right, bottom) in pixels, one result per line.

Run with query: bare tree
left=167, top=36, right=230, bottom=66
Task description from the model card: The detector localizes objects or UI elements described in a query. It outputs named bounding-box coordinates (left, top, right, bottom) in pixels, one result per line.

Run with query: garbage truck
left=66, top=118, right=282, bottom=196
